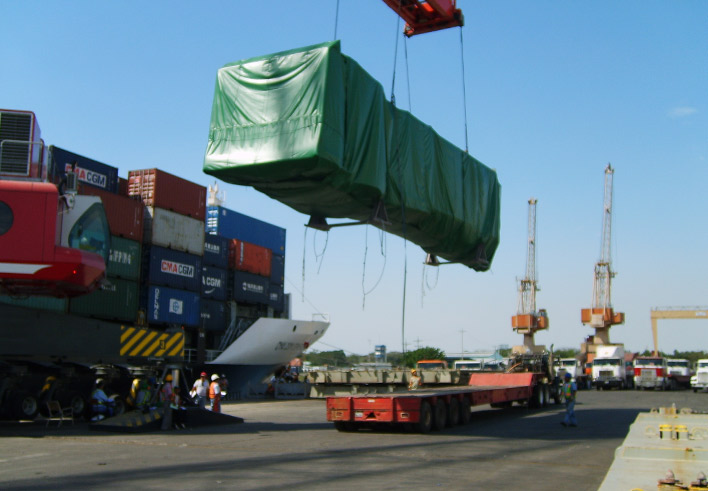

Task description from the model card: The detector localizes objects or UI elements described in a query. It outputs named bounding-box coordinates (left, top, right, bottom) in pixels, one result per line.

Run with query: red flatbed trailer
left=327, top=372, right=558, bottom=433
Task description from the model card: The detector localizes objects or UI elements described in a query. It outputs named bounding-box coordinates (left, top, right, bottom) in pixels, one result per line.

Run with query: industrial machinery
left=381, top=0, right=463, bottom=37
left=650, top=307, right=708, bottom=356
left=511, top=198, right=548, bottom=353
left=580, top=164, right=624, bottom=361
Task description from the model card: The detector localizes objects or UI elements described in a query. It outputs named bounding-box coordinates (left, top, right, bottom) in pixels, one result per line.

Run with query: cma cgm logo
left=64, top=163, right=107, bottom=188
left=202, top=275, right=222, bottom=295
left=161, top=260, right=195, bottom=278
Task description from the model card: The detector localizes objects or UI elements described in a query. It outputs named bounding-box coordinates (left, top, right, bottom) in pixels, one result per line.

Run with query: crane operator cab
left=0, top=109, right=110, bottom=297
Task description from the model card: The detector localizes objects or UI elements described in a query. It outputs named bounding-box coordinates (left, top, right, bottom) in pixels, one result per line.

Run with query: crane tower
left=581, top=164, right=624, bottom=345
left=511, top=198, right=548, bottom=353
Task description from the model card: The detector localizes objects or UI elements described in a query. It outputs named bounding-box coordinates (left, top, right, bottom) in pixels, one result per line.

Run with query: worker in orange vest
left=208, top=374, right=221, bottom=412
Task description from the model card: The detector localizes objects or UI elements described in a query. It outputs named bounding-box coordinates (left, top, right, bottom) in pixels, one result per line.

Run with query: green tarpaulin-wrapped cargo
left=203, top=41, right=500, bottom=271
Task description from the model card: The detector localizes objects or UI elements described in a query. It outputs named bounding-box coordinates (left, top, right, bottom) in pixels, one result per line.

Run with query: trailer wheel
left=433, top=401, right=447, bottom=431
left=12, top=392, right=39, bottom=420
left=460, top=398, right=471, bottom=425
left=447, top=398, right=460, bottom=426
left=542, top=385, right=550, bottom=407
left=417, top=401, right=433, bottom=433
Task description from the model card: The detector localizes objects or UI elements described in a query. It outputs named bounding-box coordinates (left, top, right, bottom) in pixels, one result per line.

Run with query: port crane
left=650, top=307, right=708, bottom=356
left=511, top=198, right=548, bottom=353
left=581, top=164, right=624, bottom=345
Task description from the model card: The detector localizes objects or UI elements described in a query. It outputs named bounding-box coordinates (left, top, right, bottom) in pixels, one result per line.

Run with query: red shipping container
left=127, top=168, right=206, bottom=221
left=229, top=239, right=272, bottom=277
left=79, top=184, right=145, bottom=242
left=118, top=177, right=129, bottom=196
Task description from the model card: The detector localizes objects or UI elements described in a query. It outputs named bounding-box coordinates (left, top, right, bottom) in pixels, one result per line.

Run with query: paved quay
left=1, top=390, right=707, bottom=490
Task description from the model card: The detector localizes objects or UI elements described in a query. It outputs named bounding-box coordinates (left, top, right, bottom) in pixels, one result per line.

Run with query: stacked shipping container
left=0, top=146, right=288, bottom=352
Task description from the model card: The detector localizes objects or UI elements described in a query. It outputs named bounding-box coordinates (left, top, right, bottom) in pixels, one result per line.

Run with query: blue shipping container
left=50, top=146, right=119, bottom=193
left=232, top=271, right=269, bottom=305
left=143, top=246, right=202, bottom=292
left=271, top=253, right=285, bottom=284
left=200, top=299, right=228, bottom=331
left=145, top=285, right=200, bottom=327
left=206, top=206, right=286, bottom=254
left=201, top=265, right=227, bottom=301
left=268, top=282, right=285, bottom=312
left=203, top=234, right=230, bottom=269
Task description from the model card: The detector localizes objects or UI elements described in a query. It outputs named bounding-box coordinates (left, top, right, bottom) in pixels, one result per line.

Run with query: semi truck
left=666, top=358, right=692, bottom=390
left=327, top=352, right=560, bottom=433
left=555, top=358, right=590, bottom=389
left=633, top=356, right=668, bottom=390
left=592, top=344, right=630, bottom=390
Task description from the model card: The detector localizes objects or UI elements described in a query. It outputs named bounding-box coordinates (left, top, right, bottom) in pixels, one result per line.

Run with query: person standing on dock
left=561, top=372, right=577, bottom=427
left=209, top=374, right=222, bottom=412
left=191, top=372, right=209, bottom=409
left=408, top=368, right=422, bottom=391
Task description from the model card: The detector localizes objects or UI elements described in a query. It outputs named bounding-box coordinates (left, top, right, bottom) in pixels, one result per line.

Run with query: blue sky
left=3, top=1, right=707, bottom=356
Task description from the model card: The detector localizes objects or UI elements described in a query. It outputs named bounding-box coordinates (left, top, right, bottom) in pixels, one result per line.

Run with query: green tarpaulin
left=203, top=41, right=500, bottom=271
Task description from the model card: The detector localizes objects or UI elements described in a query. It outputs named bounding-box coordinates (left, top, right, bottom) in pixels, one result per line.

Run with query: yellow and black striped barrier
left=120, top=326, right=184, bottom=359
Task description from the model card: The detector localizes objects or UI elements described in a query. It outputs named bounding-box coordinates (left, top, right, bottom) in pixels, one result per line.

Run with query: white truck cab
left=691, top=359, right=708, bottom=392
left=592, top=345, right=628, bottom=390
left=633, top=356, right=668, bottom=390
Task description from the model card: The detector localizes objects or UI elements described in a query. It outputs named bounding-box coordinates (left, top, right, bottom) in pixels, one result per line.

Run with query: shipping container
left=79, top=185, right=145, bottom=242
left=118, top=177, right=129, bottom=196
left=229, top=238, right=272, bottom=277
left=49, top=146, right=119, bottom=193
left=203, top=234, right=229, bottom=269
left=268, top=282, right=285, bottom=312
left=143, top=246, right=202, bottom=292
left=200, top=299, right=228, bottom=331
left=206, top=205, right=285, bottom=254
left=201, top=265, right=227, bottom=301
left=144, top=285, right=200, bottom=327
left=70, top=277, right=139, bottom=322
left=232, top=271, right=269, bottom=305
left=271, top=253, right=285, bottom=284
left=0, top=295, right=67, bottom=313
left=128, top=168, right=206, bottom=220
left=107, top=235, right=141, bottom=280
left=143, top=206, right=205, bottom=256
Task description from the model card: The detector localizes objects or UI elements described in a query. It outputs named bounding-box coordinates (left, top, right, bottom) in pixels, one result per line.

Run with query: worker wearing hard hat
left=91, top=378, right=116, bottom=421
left=191, top=371, right=209, bottom=409
left=408, top=368, right=422, bottom=391
left=208, top=374, right=222, bottom=412
left=560, top=372, right=578, bottom=427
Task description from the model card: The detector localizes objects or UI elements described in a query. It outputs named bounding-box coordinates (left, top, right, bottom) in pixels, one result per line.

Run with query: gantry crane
left=650, top=307, right=708, bottom=356
left=581, top=164, right=624, bottom=345
left=511, top=198, right=548, bottom=352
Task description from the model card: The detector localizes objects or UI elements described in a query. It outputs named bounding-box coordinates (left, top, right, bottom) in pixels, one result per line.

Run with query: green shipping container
left=203, top=41, right=501, bottom=271
left=69, top=277, right=138, bottom=322
left=107, top=236, right=142, bottom=280
left=0, top=295, right=68, bottom=313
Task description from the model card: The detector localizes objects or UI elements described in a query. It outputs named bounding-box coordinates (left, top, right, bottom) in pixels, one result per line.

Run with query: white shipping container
left=143, top=206, right=205, bottom=256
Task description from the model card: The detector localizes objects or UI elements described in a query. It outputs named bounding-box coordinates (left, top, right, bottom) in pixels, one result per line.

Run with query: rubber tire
left=433, top=401, right=447, bottom=431
left=542, top=384, right=550, bottom=407
left=417, top=401, right=433, bottom=434
left=553, top=385, right=562, bottom=405
left=459, top=398, right=471, bottom=425
left=58, top=391, right=85, bottom=416
left=12, top=392, right=39, bottom=420
left=447, top=398, right=460, bottom=427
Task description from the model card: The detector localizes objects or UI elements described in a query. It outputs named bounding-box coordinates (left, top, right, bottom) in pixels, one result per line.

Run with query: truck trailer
left=327, top=353, right=560, bottom=433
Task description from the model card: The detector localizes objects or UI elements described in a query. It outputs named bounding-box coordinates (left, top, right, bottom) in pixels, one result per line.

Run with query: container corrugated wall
left=268, top=283, right=285, bottom=312
left=203, top=234, right=230, bottom=269
left=80, top=185, right=144, bottom=242
left=229, top=239, right=272, bottom=277
left=206, top=205, right=285, bottom=254
left=0, top=295, right=68, bottom=313
left=128, top=168, right=206, bottom=220
left=143, top=246, right=202, bottom=292
left=70, top=277, right=139, bottom=322
left=50, top=146, right=119, bottom=193
left=200, top=299, right=228, bottom=331
left=107, top=236, right=141, bottom=280
left=232, top=271, right=269, bottom=305
left=144, top=285, right=200, bottom=327
left=201, top=266, right=227, bottom=300
left=271, top=254, right=285, bottom=284
left=143, top=206, right=205, bottom=255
